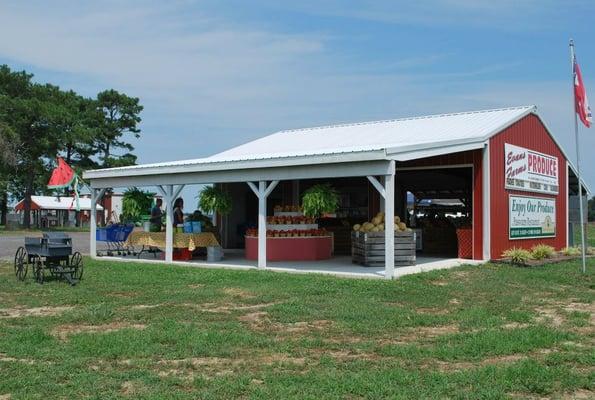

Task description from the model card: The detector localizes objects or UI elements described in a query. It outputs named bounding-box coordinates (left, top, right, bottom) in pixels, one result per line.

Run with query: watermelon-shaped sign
left=47, top=157, right=75, bottom=189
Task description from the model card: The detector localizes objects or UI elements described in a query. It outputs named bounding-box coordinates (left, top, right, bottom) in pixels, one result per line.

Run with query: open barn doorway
left=396, top=167, right=473, bottom=258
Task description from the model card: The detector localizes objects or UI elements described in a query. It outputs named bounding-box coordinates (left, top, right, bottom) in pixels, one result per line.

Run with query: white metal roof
left=209, top=105, right=536, bottom=161
left=85, top=105, right=538, bottom=179
left=15, top=196, right=104, bottom=211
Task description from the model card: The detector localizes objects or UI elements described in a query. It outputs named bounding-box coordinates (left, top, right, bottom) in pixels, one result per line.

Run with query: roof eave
left=83, top=150, right=389, bottom=180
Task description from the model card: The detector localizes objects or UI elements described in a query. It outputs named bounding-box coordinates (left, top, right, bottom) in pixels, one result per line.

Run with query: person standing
left=173, top=198, right=184, bottom=228
left=149, top=198, right=163, bottom=232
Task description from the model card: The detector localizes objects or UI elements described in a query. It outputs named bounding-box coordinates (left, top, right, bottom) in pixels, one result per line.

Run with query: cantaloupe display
left=352, top=212, right=412, bottom=233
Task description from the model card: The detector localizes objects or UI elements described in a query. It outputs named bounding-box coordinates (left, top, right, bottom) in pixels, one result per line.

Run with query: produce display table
left=245, top=236, right=332, bottom=261
left=125, top=231, right=220, bottom=251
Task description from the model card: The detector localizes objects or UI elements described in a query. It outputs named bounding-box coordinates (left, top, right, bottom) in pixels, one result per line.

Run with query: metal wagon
left=14, top=232, right=83, bottom=286
left=96, top=224, right=135, bottom=256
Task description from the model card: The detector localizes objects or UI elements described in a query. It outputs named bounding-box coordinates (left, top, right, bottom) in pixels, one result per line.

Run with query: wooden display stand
left=245, top=236, right=332, bottom=261
left=246, top=209, right=332, bottom=262
left=351, top=231, right=416, bottom=267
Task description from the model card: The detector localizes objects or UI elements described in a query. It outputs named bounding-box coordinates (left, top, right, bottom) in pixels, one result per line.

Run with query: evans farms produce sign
left=504, top=143, right=559, bottom=195
left=509, top=195, right=556, bottom=239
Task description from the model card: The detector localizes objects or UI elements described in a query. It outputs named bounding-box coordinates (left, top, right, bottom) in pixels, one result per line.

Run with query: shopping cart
left=96, top=224, right=136, bottom=256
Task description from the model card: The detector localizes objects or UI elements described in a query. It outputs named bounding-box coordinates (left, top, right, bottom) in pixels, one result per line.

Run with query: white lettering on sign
left=509, top=195, right=556, bottom=239
left=504, top=144, right=559, bottom=195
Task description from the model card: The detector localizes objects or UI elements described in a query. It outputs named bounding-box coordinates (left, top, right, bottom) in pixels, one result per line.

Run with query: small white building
left=14, top=195, right=103, bottom=228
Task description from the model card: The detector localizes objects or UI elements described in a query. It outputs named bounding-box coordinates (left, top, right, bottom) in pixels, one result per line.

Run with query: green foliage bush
left=530, top=244, right=555, bottom=260
left=561, top=246, right=581, bottom=256
left=198, top=186, right=232, bottom=216
left=301, top=184, right=339, bottom=218
left=502, top=247, right=533, bottom=265
left=122, top=187, right=154, bottom=224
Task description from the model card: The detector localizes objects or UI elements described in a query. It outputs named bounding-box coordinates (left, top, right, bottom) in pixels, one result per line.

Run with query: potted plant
left=198, top=185, right=232, bottom=240
left=121, top=187, right=155, bottom=225
left=198, top=186, right=232, bottom=216
left=301, top=184, right=339, bottom=221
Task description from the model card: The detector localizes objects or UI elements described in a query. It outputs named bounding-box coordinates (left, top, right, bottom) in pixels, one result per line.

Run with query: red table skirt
left=245, top=236, right=332, bottom=261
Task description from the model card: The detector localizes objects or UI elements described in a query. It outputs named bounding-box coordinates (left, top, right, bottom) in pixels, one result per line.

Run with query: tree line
left=0, top=65, right=143, bottom=228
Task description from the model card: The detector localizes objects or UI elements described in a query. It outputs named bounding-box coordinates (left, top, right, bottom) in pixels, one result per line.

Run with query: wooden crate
left=351, top=231, right=416, bottom=267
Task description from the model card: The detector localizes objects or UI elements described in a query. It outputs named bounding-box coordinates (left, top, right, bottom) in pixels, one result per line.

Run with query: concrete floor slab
left=99, top=249, right=484, bottom=279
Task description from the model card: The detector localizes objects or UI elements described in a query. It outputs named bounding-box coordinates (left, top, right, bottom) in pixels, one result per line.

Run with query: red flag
left=47, top=157, right=75, bottom=189
left=574, top=57, right=592, bottom=128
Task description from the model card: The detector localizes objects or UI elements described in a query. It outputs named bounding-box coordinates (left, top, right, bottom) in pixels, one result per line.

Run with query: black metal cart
left=14, top=232, right=83, bottom=286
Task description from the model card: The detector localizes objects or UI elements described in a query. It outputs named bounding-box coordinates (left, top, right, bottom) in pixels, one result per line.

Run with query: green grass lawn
left=0, top=258, right=593, bottom=399
left=573, top=222, right=595, bottom=248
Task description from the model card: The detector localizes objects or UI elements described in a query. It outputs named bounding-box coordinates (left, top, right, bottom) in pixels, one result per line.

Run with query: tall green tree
left=94, top=89, right=143, bottom=168
left=0, top=65, right=144, bottom=228
left=53, top=90, right=99, bottom=169
left=0, top=122, right=17, bottom=225
left=0, top=65, right=92, bottom=228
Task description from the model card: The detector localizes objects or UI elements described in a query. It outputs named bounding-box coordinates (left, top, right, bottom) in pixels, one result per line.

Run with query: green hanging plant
left=198, top=186, right=232, bottom=216
left=301, top=184, right=339, bottom=218
left=121, top=187, right=155, bottom=224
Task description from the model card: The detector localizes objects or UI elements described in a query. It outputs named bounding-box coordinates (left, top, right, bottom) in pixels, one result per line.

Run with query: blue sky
left=1, top=0, right=593, bottom=204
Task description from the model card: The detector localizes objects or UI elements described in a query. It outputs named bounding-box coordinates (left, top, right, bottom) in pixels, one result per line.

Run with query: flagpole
left=569, top=39, right=587, bottom=274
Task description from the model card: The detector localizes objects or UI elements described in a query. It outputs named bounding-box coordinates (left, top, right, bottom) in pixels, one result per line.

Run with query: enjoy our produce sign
left=504, top=143, right=559, bottom=195
left=509, top=195, right=556, bottom=239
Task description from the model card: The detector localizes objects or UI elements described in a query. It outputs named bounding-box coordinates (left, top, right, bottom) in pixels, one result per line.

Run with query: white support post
left=384, top=169, right=395, bottom=280
left=164, top=185, right=174, bottom=263
left=368, top=168, right=395, bottom=279
left=367, top=175, right=387, bottom=199
left=482, top=142, right=491, bottom=261
left=258, top=181, right=267, bottom=269
left=378, top=176, right=385, bottom=211
left=172, top=184, right=185, bottom=202
left=247, top=180, right=279, bottom=269
left=247, top=182, right=259, bottom=196
left=89, top=188, right=106, bottom=259
left=90, top=189, right=98, bottom=258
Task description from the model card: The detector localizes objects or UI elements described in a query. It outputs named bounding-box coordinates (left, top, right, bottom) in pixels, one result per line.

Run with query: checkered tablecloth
left=125, top=231, right=220, bottom=251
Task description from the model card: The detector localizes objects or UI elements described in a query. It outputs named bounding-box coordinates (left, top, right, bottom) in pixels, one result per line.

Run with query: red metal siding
left=489, top=114, right=567, bottom=258
left=472, top=150, right=483, bottom=260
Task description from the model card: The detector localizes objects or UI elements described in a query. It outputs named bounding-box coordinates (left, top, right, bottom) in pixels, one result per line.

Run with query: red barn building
left=85, top=106, right=589, bottom=278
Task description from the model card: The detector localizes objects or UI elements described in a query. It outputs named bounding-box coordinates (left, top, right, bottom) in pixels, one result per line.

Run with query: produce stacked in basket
left=246, top=228, right=328, bottom=237
left=352, top=212, right=412, bottom=233
left=267, top=215, right=315, bottom=224
left=273, top=205, right=302, bottom=213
